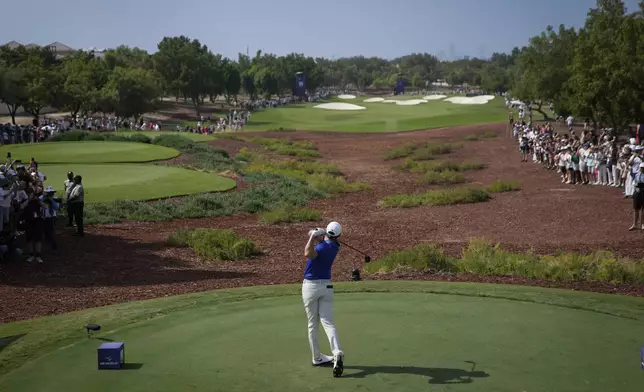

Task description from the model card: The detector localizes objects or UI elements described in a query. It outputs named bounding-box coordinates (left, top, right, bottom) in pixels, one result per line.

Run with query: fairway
left=41, top=164, right=236, bottom=202
left=1, top=282, right=642, bottom=392
left=0, top=142, right=180, bottom=164
left=244, top=97, right=507, bottom=132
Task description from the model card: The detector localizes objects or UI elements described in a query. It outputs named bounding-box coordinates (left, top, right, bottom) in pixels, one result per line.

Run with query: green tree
left=222, top=60, right=241, bottom=104
left=101, top=66, right=160, bottom=123
left=0, top=66, right=28, bottom=125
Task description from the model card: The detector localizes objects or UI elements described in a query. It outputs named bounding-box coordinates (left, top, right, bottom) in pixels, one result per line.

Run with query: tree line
left=0, top=0, right=641, bottom=130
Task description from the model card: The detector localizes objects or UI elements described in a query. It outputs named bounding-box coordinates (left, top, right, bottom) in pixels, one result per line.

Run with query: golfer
left=302, top=221, right=344, bottom=377
left=631, top=162, right=644, bottom=230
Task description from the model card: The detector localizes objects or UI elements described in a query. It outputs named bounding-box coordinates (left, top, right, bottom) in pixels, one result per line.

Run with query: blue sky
left=2, top=0, right=641, bottom=60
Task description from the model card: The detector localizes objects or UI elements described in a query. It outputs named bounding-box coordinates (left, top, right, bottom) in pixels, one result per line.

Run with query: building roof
left=24, top=43, right=40, bottom=49
left=45, top=41, right=74, bottom=52
left=3, top=41, right=22, bottom=49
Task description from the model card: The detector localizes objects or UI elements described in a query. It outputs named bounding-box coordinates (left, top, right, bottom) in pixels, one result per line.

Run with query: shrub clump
left=381, top=187, right=490, bottom=208
left=365, top=239, right=644, bottom=285
left=486, top=180, right=521, bottom=193
left=419, top=170, right=466, bottom=185
left=396, top=159, right=484, bottom=174
left=167, top=228, right=258, bottom=260
left=260, top=206, right=321, bottom=224
left=152, top=134, right=195, bottom=150
left=48, top=131, right=152, bottom=144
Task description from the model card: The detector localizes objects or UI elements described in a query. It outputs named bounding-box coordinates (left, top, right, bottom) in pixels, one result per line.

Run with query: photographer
left=41, top=186, right=59, bottom=250
left=22, top=188, right=46, bottom=263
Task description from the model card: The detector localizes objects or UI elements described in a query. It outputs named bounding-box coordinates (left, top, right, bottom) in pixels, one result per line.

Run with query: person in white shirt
left=566, top=115, right=574, bottom=129
left=67, top=175, right=84, bottom=236
left=0, top=177, right=15, bottom=233
left=41, top=186, right=59, bottom=250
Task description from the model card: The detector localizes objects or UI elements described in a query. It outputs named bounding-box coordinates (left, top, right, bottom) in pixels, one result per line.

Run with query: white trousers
left=302, top=279, right=341, bottom=360
left=626, top=173, right=635, bottom=196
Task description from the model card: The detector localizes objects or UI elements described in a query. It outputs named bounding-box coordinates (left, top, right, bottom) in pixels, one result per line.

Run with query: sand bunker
left=363, top=97, right=385, bottom=102
left=423, top=95, right=447, bottom=100
left=314, top=103, right=366, bottom=111
left=381, top=100, right=399, bottom=103
left=337, top=94, right=356, bottom=99
left=444, top=96, right=495, bottom=105
left=396, top=99, right=429, bottom=106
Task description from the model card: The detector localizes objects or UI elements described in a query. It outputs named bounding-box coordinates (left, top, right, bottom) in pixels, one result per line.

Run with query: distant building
left=0, top=41, right=107, bottom=59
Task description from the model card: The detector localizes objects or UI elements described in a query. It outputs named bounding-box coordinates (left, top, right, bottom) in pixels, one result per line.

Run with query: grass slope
left=1, top=282, right=644, bottom=392
left=244, top=97, right=507, bottom=132
left=42, top=164, right=236, bottom=203
left=0, top=142, right=179, bottom=164
left=114, top=130, right=215, bottom=142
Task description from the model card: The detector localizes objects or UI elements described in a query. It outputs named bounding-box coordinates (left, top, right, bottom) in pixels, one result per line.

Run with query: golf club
left=338, top=240, right=371, bottom=263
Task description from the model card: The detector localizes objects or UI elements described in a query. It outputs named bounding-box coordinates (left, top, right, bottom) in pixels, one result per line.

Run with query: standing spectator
left=64, top=171, right=75, bottom=227
left=41, top=186, right=59, bottom=250
left=630, top=162, right=644, bottom=230
left=0, top=177, right=15, bottom=233
left=23, top=190, right=45, bottom=263
left=68, top=175, right=84, bottom=237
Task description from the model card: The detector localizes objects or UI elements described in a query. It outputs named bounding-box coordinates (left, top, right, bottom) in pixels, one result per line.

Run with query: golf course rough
left=0, top=141, right=180, bottom=164
left=1, top=281, right=643, bottom=392
left=40, top=164, right=236, bottom=203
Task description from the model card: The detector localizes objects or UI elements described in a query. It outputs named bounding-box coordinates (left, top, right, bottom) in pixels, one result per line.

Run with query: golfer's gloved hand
left=309, top=228, right=326, bottom=238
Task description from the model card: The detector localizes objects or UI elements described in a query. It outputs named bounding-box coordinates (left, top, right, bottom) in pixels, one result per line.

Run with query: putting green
left=0, top=142, right=179, bottom=164
left=244, top=97, right=507, bottom=132
left=41, top=164, right=236, bottom=203
left=1, top=282, right=643, bottom=391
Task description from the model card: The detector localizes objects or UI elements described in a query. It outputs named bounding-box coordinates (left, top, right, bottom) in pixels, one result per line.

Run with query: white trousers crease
left=302, top=279, right=341, bottom=360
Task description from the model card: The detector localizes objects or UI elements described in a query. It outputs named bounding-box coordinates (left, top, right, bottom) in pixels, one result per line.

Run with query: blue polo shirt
left=304, top=240, right=339, bottom=280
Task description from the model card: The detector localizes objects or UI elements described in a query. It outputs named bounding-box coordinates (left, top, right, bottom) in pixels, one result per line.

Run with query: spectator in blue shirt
left=302, top=221, right=344, bottom=377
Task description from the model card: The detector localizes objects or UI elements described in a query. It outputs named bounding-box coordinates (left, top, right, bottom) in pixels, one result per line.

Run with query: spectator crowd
left=0, top=156, right=84, bottom=265
left=514, top=114, right=644, bottom=230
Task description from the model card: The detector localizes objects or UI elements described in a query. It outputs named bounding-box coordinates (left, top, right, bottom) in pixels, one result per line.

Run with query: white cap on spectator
left=45, top=186, right=55, bottom=193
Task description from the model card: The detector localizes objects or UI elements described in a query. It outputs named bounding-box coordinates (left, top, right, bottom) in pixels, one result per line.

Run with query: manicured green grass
left=366, top=239, right=644, bottom=286
left=260, top=206, right=321, bottom=224
left=1, top=282, right=644, bottom=391
left=244, top=97, right=507, bottom=132
left=167, top=228, right=258, bottom=260
left=41, top=164, right=236, bottom=203
left=0, top=142, right=180, bottom=164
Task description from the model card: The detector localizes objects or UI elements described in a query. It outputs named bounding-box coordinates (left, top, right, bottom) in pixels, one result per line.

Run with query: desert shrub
left=419, top=170, right=466, bottom=185
left=127, top=133, right=152, bottom=144
left=486, top=180, right=521, bottom=193
left=273, top=146, right=321, bottom=158
left=397, top=159, right=483, bottom=174
left=365, top=243, right=456, bottom=274
left=85, top=173, right=323, bottom=224
left=152, top=134, right=195, bottom=150
left=381, top=187, right=489, bottom=208
left=464, top=134, right=479, bottom=141
left=260, top=206, right=321, bottom=224
left=306, top=173, right=370, bottom=194
left=482, top=131, right=497, bottom=138
left=368, top=239, right=644, bottom=285
left=84, top=133, right=107, bottom=141
left=385, top=143, right=416, bottom=160
left=236, top=147, right=255, bottom=162
left=167, top=228, right=258, bottom=260
left=459, top=161, right=485, bottom=171
left=48, top=131, right=89, bottom=142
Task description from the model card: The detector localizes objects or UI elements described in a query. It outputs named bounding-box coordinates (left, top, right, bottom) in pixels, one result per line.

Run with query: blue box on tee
left=98, top=342, right=125, bottom=369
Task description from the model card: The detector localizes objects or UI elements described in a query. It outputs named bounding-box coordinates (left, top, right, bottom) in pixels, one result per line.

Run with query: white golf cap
left=640, top=163, right=644, bottom=169
left=45, top=186, right=55, bottom=192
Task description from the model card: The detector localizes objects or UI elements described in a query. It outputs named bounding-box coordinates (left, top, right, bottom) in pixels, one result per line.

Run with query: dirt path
left=1, top=123, right=643, bottom=322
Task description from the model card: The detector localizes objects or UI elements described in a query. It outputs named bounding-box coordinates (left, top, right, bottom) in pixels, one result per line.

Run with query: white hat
left=326, top=222, right=342, bottom=238
left=640, top=163, right=644, bottom=169
left=45, top=186, right=55, bottom=193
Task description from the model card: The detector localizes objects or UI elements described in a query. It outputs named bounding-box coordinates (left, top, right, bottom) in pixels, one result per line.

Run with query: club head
left=364, top=255, right=371, bottom=263
left=351, top=269, right=361, bottom=281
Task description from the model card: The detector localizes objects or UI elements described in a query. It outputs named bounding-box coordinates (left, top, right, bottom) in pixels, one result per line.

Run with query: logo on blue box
left=98, top=342, right=125, bottom=370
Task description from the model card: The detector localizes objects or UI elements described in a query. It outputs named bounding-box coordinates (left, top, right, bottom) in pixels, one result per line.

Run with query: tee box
left=98, top=342, right=125, bottom=370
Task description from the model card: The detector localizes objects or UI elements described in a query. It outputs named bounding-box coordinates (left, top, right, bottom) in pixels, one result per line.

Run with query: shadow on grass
left=121, top=363, right=144, bottom=370
left=343, top=361, right=489, bottom=385
left=0, top=334, right=26, bottom=355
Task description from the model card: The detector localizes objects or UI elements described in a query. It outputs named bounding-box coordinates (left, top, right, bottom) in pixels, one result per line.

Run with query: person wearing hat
left=22, top=188, right=47, bottom=263
left=630, top=162, right=644, bottom=230
left=40, top=186, right=59, bottom=250
left=63, top=171, right=75, bottom=227
left=302, top=222, right=345, bottom=377
left=67, top=175, right=84, bottom=236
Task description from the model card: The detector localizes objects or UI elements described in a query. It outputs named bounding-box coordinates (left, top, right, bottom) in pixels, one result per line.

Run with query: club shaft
left=339, top=240, right=368, bottom=256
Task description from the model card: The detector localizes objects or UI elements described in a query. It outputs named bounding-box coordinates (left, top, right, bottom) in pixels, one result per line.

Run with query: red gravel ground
left=1, top=122, right=643, bottom=322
